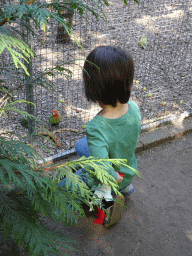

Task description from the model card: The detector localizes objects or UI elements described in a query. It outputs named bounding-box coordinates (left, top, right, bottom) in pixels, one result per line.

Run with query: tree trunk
left=56, top=7, right=74, bottom=44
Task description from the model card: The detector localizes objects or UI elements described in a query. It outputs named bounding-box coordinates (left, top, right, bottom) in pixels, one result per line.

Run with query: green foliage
left=0, top=99, right=36, bottom=118
left=0, top=25, right=36, bottom=76
left=0, top=132, right=84, bottom=255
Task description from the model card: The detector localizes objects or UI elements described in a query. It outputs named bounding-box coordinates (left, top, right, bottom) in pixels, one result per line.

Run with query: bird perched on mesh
left=49, top=110, right=61, bottom=125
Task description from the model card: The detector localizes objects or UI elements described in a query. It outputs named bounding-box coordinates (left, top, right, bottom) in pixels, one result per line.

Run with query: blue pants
left=58, top=137, right=89, bottom=188
left=59, top=137, right=130, bottom=195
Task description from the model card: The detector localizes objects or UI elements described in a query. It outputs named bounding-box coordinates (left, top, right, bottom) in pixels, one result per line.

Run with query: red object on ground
left=93, top=172, right=124, bottom=225
left=93, top=205, right=107, bottom=225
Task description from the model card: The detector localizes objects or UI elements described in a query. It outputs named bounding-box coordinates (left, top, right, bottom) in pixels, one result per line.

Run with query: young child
left=59, top=46, right=141, bottom=226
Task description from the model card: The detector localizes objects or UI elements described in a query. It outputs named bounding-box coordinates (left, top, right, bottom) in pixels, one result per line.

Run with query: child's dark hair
left=83, top=46, right=134, bottom=107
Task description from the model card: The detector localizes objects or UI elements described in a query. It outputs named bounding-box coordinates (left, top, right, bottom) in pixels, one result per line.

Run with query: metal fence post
left=22, top=15, right=35, bottom=142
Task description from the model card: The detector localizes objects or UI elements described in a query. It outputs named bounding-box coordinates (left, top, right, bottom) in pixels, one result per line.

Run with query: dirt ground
left=38, top=133, right=192, bottom=256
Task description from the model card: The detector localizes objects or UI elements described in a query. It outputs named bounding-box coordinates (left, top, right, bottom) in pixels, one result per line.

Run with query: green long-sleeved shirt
left=85, top=101, right=141, bottom=193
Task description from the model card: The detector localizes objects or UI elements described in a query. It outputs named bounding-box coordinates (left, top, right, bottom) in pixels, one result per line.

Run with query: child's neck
left=99, top=101, right=129, bottom=119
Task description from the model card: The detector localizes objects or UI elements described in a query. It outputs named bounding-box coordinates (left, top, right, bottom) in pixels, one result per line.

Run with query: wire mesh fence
left=0, top=0, right=191, bottom=159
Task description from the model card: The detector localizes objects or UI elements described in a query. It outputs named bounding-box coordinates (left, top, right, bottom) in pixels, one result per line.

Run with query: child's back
left=85, top=100, right=141, bottom=194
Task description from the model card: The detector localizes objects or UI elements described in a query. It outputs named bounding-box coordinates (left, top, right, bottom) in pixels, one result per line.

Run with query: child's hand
left=116, top=173, right=123, bottom=183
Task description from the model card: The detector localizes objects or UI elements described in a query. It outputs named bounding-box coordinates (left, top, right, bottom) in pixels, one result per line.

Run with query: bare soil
left=1, top=0, right=191, bottom=159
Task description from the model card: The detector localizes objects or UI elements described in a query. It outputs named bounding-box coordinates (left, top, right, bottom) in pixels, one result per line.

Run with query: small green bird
left=140, top=35, right=147, bottom=48
left=49, top=110, right=61, bottom=125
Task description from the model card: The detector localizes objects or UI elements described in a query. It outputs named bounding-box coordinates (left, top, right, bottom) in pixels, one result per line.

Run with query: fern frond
left=3, top=3, right=18, bottom=21
left=134, top=0, right=140, bottom=4
left=55, top=156, right=142, bottom=179
left=42, top=156, right=142, bottom=198
left=40, top=0, right=107, bottom=22
left=0, top=26, right=35, bottom=75
left=1, top=190, right=81, bottom=255
left=0, top=101, right=41, bottom=128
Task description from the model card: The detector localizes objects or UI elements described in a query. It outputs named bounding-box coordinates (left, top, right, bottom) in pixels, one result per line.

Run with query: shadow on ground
left=39, top=133, right=192, bottom=256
